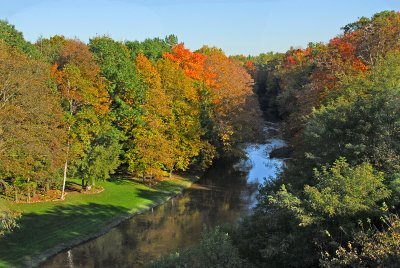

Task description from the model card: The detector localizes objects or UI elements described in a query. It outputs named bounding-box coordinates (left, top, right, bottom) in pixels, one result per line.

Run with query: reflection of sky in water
left=236, top=138, right=286, bottom=184
left=236, top=137, right=286, bottom=209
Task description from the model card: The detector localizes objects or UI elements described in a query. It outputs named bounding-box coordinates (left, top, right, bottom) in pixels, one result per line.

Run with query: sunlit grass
left=0, top=175, right=195, bottom=268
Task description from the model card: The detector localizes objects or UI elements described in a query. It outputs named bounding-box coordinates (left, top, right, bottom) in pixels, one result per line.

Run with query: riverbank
left=0, top=175, right=199, bottom=268
left=41, top=130, right=287, bottom=267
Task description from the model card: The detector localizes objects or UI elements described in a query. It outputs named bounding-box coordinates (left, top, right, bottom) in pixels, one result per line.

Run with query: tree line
left=148, top=10, right=400, bottom=267
left=0, top=21, right=262, bottom=203
left=233, top=10, right=400, bottom=267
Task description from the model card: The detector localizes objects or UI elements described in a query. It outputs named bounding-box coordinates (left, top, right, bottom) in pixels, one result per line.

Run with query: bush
left=146, top=226, right=249, bottom=268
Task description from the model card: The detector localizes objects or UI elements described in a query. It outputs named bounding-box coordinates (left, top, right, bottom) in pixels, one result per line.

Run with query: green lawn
left=0, top=176, right=195, bottom=268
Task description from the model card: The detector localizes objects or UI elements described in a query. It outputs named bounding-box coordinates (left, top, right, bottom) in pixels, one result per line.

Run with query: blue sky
left=1, top=0, right=399, bottom=55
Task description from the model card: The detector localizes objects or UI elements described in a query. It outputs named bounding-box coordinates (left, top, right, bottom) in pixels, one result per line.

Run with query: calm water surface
left=40, top=124, right=285, bottom=268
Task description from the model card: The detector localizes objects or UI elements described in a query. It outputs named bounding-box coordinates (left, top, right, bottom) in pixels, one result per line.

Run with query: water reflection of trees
left=40, top=164, right=256, bottom=267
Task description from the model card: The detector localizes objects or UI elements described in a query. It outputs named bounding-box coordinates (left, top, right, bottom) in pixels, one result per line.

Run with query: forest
left=244, top=10, right=400, bottom=267
left=0, top=19, right=263, bottom=256
left=0, top=21, right=261, bottom=203
left=1, top=9, right=400, bottom=268
left=150, top=10, right=400, bottom=267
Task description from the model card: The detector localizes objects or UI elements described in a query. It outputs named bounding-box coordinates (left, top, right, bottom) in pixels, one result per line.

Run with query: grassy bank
left=0, top=175, right=196, bottom=268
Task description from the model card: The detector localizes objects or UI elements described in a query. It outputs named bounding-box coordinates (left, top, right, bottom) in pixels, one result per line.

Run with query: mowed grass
left=0, top=176, right=195, bottom=268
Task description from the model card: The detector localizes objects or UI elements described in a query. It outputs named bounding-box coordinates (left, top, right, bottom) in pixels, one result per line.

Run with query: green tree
left=304, top=79, right=400, bottom=175
left=51, top=39, right=118, bottom=194
left=304, top=159, right=390, bottom=220
left=0, top=20, right=40, bottom=58
left=77, top=127, right=124, bottom=187
left=89, top=37, right=150, bottom=177
left=89, top=36, right=142, bottom=132
left=125, top=35, right=175, bottom=62
left=235, top=159, right=391, bottom=267
left=35, top=35, right=66, bottom=63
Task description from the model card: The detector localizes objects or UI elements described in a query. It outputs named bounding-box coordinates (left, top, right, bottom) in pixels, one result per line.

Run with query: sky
left=1, top=0, right=399, bottom=55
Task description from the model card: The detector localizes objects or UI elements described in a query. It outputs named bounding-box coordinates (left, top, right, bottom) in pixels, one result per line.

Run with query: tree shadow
left=0, top=203, right=129, bottom=267
left=65, top=180, right=83, bottom=192
left=134, top=182, right=181, bottom=207
left=108, top=177, right=131, bottom=184
left=0, top=178, right=190, bottom=267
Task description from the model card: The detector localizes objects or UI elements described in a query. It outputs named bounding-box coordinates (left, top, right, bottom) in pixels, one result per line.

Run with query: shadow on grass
left=108, top=177, right=133, bottom=185
left=133, top=186, right=175, bottom=207
left=0, top=178, right=190, bottom=267
left=156, top=179, right=188, bottom=193
left=65, top=180, right=83, bottom=192
left=0, top=203, right=129, bottom=267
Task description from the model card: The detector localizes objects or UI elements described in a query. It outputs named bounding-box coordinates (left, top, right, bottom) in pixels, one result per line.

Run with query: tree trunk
left=61, top=84, right=73, bottom=200
left=27, top=183, right=30, bottom=203
left=61, top=157, right=68, bottom=200
left=61, top=138, right=70, bottom=200
left=169, top=165, right=175, bottom=179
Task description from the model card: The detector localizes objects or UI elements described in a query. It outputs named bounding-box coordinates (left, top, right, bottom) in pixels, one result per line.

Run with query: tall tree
left=202, top=48, right=263, bottom=157
left=126, top=53, right=173, bottom=179
left=156, top=58, right=203, bottom=175
left=51, top=39, right=117, bottom=195
left=89, top=36, right=142, bottom=133
left=0, top=41, right=66, bottom=201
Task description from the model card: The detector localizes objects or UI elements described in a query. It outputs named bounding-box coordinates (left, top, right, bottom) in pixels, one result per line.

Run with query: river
left=40, top=123, right=285, bottom=268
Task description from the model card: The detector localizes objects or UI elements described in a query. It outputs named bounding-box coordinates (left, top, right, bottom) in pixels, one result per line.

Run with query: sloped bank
left=0, top=175, right=200, bottom=268
left=41, top=123, right=287, bottom=267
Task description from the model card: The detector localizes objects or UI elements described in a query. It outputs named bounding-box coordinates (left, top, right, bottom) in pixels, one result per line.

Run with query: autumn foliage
left=234, top=11, right=400, bottom=268
left=0, top=23, right=263, bottom=200
left=163, top=44, right=217, bottom=87
left=248, top=11, right=400, bottom=146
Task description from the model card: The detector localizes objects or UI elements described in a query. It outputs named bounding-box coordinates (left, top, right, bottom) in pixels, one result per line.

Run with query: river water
left=40, top=123, right=285, bottom=268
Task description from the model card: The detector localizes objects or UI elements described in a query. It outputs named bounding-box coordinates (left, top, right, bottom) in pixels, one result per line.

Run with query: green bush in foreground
left=321, top=214, right=400, bottom=267
left=146, top=226, right=249, bottom=268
